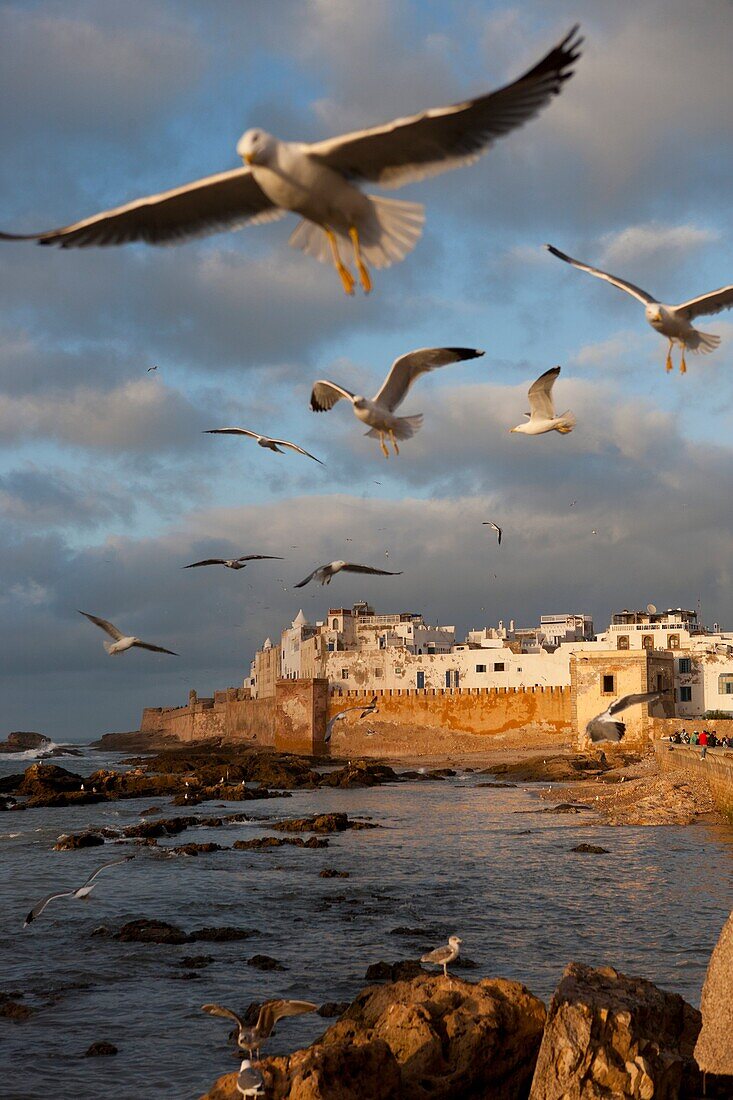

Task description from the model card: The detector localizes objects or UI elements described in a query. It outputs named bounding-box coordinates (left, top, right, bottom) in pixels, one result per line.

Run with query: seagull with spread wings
left=483, top=522, right=502, bottom=545
left=311, top=346, right=484, bottom=457
left=24, top=856, right=134, bottom=926
left=325, top=696, right=379, bottom=744
left=78, top=611, right=178, bottom=656
left=201, top=1000, right=317, bottom=1061
left=0, top=30, right=581, bottom=295
left=510, top=366, right=575, bottom=436
left=184, top=554, right=283, bottom=571
left=586, top=691, right=668, bottom=743
left=204, top=427, right=323, bottom=464
left=546, top=244, right=733, bottom=374
left=294, top=561, right=402, bottom=588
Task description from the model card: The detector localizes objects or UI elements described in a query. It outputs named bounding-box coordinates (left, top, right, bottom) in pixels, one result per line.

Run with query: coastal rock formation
left=53, top=832, right=105, bottom=850
left=695, top=911, right=733, bottom=1076
left=487, top=753, right=633, bottom=784
left=0, top=731, right=51, bottom=753
left=232, top=836, right=328, bottom=851
left=319, top=760, right=399, bottom=788
left=529, top=962, right=701, bottom=1099
left=18, top=764, right=84, bottom=795
left=84, top=1041, right=118, bottom=1057
left=112, top=919, right=256, bottom=945
left=272, top=813, right=377, bottom=834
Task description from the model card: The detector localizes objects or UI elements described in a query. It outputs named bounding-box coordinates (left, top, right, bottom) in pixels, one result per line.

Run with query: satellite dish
left=646, top=603, right=657, bottom=615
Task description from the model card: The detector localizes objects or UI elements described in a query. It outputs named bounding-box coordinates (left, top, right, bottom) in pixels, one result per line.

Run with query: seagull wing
left=421, top=945, right=452, bottom=964
left=374, top=347, right=484, bottom=412
left=310, top=380, right=356, bottom=412
left=527, top=367, right=560, bottom=420
left=294, top=567, right=321, bottom=589
left=132, top=641, right=179, bottom=656
left=268, top=439, right=324, bottom=465
left=81, top=855, right=134, bottom=889
left=78, top=611, right=124, bottom=641
left=201, top=1003, right=245, bottom=1030
left=0, top=169, right=283, bottom=248
left=545, top=245, right=656, bottom=305
left=203, top=428, right=259, bottom=439
left=24, top=889, right=76, bottom=925
left=306, top=27, right=582, bottom=189
left=342, top=563, right=403, bottom=576
left=235, top=555, right=285, bottom=562
left=607, top=691, right=667, bottom=717
left=257, top=1000, right=318, bottom=1038
left=675, top=285, right=733, bottom=320
left=184, top=559, right=227, bottom=568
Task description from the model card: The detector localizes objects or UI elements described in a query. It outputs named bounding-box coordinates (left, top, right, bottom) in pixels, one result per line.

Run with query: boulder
left=189, top=927, right=255, bottom=943
left=18, top=764, right=83, bottom=795
left=114, top=919, right=188, bottom=945
left=570, top=844, right=610, bottom=855
left=232, top=836, right=328, bottom=851
left=272, top=812, right=376, bottom=834
left=695, top=910, right=733, bottom=1077
left=319, top=761, right=398, bottom=789
left=317, top=1002, right=349, bottom=1018
left=169, top=842, right=224, bottom=856
left=529, top=962, right=701, bottom=1099
left=84, top=1041, right=118, bottom=1057
left=53, top=832, right=105, bottom=850
left=364, top=960, right=424, bottom=982
left=0, top=999, right=34, bottom=1021
left=246, top=954, right=287, bottom=971
left=319, top=869, right=350, bottom=879
left=0, top=731, right=51, bottom=753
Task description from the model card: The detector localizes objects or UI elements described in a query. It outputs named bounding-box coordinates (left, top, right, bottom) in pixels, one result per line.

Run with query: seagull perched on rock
left=510, top=366, right=575, bottom=436
left=204, top=427, right=323, bottom=464
left=78, top=611, right=178, bottom=656
left=294, top=561, right=402, bottom=588
left=0, top=30, right=581, bottom=296
left=236, top=1060, right=264, bottom=1099
left=311, top=347, right=484, bottom=457
left=184, top=554, right=283, bottom=571
left=586, top=691, right=668, bottom=743
left=325, top=698, right=379, bottom=744
left=201, top=1000, right=317, bottom=1060
left=24, top=856, right=134, bottom=926
left=483, top=522, right=502, bottom=545
left=421, top=935, right=462, bottom=979
left=546, top=244, right=733, bottom=374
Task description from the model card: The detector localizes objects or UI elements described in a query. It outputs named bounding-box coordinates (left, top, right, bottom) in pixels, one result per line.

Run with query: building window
left=668, top=635, right=680, bottom=650
left=679, top=686, right=692, bottom=702
left=332, top=619, right=339, bottom=630
left=602, top=674, right=615, bottom=694
left=642, top=635, right=653, bottom=650
left=341, top=668, right=349, bottom=680
left=719, top=674, right=733, bottom=695
left=494, top=662, right=505, bottom=672
left=327, top=642, right=334, bottom=652
left=416, top=671, right=425, bottom=689
left=475, top=664, right=487, bottom=673
left=617, top=635, right=629, bottom=650
left=679, top=657, right=692, bottom=674
left=374, top=668, right=383, bottom=678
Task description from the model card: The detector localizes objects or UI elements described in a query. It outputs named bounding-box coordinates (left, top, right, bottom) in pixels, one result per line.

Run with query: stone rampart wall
left=655, top=741, right=733, bottom=824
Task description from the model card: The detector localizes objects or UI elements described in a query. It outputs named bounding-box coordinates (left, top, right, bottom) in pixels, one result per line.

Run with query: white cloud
left=599, top=224, right=719, bottom=272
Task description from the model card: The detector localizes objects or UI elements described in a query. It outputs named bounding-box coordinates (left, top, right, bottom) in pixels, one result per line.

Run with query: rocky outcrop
left=0, top=732, right=51, bottom=753
left=529, top=962, right=702, bottom=1099
left=487, top=753, right=638, bottom=784
left=272, top=813, right=377, bottom=834
left=112, top=919, right=255, bottom=945
left=85, top=1041, right=117, bottom=1057
left=53, top=832, right=106, bottom=850
left=18, top=764, right=84, bottom=795
left=695, top=911, right=733, bottom=1077
left=319, top=760, right=399, bottom=789
left=232, top=836, right=328, bottom=851
left=90, top=730, right=178, bottom=751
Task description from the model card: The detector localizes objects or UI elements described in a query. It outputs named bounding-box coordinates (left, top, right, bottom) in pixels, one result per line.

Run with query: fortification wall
left=140, top=691, right=276, bottom=745
left=655, top=741, right=733, bottom=823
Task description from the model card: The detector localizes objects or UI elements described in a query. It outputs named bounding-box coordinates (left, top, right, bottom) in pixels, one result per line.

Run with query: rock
left=319, top=761, right=399, bottom=789
left=0, top=795, right=16, bottom=810
left=0, top=773, right=24, bottom=793
left=318, top=1002, right=350, bottom=1018
left=486, top=753, right=629, bottom=784
left=90, top=729, right=178, bottom=751
left=53, top=832, right=105, bottom=850
left=84, top=1041, right=118, bottom=1057
left=115, top=919, right=188, bottom=945
left=90, top=925, right=111, bottom=937
left=319, top=869, right=350, bottom=879
left=570, top=844, right=610, bottom=854
left=0, top=731, right=52, bottom=753
left=272, top=812, right=375, bottom=834
left=139, top=805, right=162, bottom=816
left=247, top=954, right=287, bottom=971
left=364, top=960, right=424, bottom=982
left=179, top=955, right=214, bottom=969
left=540, top=803, right=593, bottom=815
left=189, top=927, right=255, bottom=943
left=695, top=910, right=733, bottom=1077
left=0, top=999, right=34, bottom=1020
left=232, top=836, right=328, bottom=850
left=529, top=962, right=702, bottom=1100
left=169, top=842, right=224, bottom=856
left=477, top=781, right=518, bottom=788
left=18, top=763, right=83, bottom=795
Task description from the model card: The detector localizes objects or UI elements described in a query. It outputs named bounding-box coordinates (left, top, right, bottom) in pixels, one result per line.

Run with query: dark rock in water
left=0, top=795, right=17, bottom=810
left=18, top=763, right=83, bottom=795
left=274, top=812, right=377, bottom=835
left=179, top=955, right=214, bottom=969
left=169, top=842, right=224, bottom=856
left=453, top=956, right=479, bottom=970
left=319, top=868, right=350, bottom=879
left=540, top=803, right=593, bottom=815
left=189, top=927, right=256, bottom=943
left=0, top=732, right=51, bottom=753
left=247, top=954, right=287, bottom=971
left=476, top=781, right=517, bottom=788
left=90, top=925, right=111, bottom=937
left=90, top=729, right=178, bottom=751
left=318, top=1002, right=350, bottom=1018
left=570, top=843, right=610, bottom=854
left=0, top=774, right=24, bottom=793
left=320, top=760, right=399, bottom=789
left=53, top=832, right=105, bottom=850
left=115, top=919, right=188, bottom=945
left=84, top=1041, right=118, bottom=1057
left=364, top=960, right=423, bottom=982
left=487, top=752, right=640, bottom=785
left=139, top=806, right=162, bottom=816
left=427, top=767, right=456, bottom=778
left=232, top=836, right=328, bottom=851
left=0, top=999, right=34, bottom=1021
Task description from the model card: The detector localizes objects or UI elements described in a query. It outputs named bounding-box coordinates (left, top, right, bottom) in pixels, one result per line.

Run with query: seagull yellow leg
left=326, top=228, right=355, bottom=296
left=349, top=226, right=372, bottom=294
left=665, top=340, right=674, bottom=373
left=389, top=430, right=400, bottom=455
left=680, top=346, right=687, bottom=374
left=378, top=432, right=389, bottom=459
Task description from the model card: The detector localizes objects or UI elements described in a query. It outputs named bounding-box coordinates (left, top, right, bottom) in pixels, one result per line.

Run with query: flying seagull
left=147, top=364, right=158, bottom=373
left=294, top=561, right=402, bottom=588
left=311, top=347, right=484, bottom=458
left=78, top=611, right=178, bottom=656
left=24, top=856, right=134, bottom=926
left=420, top=935, right=463, bottom=979
left=546, top=244, right=733, bottom=374
left=0, top=30, right=581, bottom=295
left=236, top=1060, right=264, bottom=1099
left=360, top=695, right=379, bottom=719
left=483, top=522, right=502, bottom=545
left=586, top=691, right=668, bottom=743
left=510, top=366, right=575, bottom=436
left=325, top=697, right=379, bottom=744
left=184, top=554, right=283, bottom=571
left=204, top=428, right=323, bottom=464
left=201, top=1000, right=317, bottom=1060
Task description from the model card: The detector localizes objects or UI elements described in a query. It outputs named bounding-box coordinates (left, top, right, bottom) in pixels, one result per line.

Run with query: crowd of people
left=668, top=729, right=733, bottom=758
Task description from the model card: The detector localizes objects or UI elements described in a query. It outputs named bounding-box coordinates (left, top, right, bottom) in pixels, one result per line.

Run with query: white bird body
left=78, top=611, right=178, bottom=656
left=294, top=560, right=402, bottom=588
left=24, top=856, right=134, bottom=926
left=421, top=935, right=462, bottom=978
left=586, top=691, right=668, bottom=743
left=204, top=427, right=323, bottom=464
left=236, top=1059, right=264, bottom=1099
left=510, top=366, right=575, bottom=436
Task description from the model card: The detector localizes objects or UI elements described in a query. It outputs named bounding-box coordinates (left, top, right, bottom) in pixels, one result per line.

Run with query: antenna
left=646, top=603, right=657, bottom=615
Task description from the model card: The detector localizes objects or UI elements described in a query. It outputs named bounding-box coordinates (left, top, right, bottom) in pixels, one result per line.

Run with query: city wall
left=141, top=687, right=277, bottom=746
left=655, top=741, right=733, bottom=824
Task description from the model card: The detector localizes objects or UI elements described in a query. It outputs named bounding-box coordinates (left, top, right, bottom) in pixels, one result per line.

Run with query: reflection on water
left=1, top=752, right=732, bottom=1099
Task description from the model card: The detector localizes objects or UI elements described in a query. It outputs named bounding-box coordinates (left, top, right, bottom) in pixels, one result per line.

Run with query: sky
left=1, top=0, right=733, bottom=740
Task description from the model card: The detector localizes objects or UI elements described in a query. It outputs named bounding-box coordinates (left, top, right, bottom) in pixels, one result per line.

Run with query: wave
left=1, top=740, right=61, bottom=760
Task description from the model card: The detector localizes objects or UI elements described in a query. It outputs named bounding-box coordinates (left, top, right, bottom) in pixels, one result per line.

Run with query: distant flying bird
left=0, top=30, right=581, bottom=296
left=325, top=697, right=379, bottom=743
left=421, top=935, right=463, bottom=979
left=147, top=364, right=158, bottom=372
left=569, top=500, right=577, bottom=507
left=24, top=856, right=134, bottom=926
left=483, top=522, right=502, bottom=545
left=586, top=691, right=668, bottom=743
left=510, top=366, right=575, bottom=436
left=236, top=1060, right=264, bottom=1099
left=294, top=561, right=402, bottom=588
left=184, top=554, right=283, bottom=571
left=78, top=611, right=178, bottom=656
left=311, top=347, right=484, bottom=457
left=546, top=244, right=733, bottom=374
left=201, top=1000, right=317, bottom=1060
left=204, top=427, right=323, bottom=464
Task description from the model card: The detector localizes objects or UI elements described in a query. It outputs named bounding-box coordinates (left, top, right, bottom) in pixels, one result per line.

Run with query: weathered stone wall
left=275, top=678, right=329, bottom=755
left=655, top=741, right=733, bottom=823
left=570, top=650, right=675, bottom=747
left=140, top=688, right=276, bottom=745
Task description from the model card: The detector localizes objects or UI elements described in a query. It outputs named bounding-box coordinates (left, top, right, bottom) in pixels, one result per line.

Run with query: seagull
left=204, top=428, right=323, bottom=464
left=201, top=1000, right=317, bottom=1060
left=24, top=856, right=134, bottom=926
left=509, top=366, right=575, bottom=436
left=325, top=698, right=379, bottom=743
left=311, top=347, right=484, bottom=457
left=420, top=935, right=462, bottom=979
left=586, top=691, right=668, bottom=743
left=546, top=244, right=733, bottom=374
left=483, top=522, right=502, bottom=545
left=294, top=561, right=402, bottom=588
left=236, top=1060, right=264, bottom=1099
left=78, top=611, right=178, bottom=656
left=360, top=695, right=379, bottom=719
left=147, top=364, right=158, bottom=373
left=0, top=30, right=581, bottom=296
left=184, top=555, right=283, bottom=571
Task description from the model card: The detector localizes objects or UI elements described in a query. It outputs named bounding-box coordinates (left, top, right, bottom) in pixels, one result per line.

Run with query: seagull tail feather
left=688, top=330, right=721, bottom=354
left=288, top=198, right=424, bottom=270
left=555, top=410, right=576, bottom=434
left=364, top=414, right=423, bottom=440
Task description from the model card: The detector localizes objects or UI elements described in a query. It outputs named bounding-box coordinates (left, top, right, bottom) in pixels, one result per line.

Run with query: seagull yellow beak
left=243, top=152, right=254, bottom=166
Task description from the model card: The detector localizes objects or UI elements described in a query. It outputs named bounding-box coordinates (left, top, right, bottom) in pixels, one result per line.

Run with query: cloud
left=0, top=465, right=135, bottom=529
left=598, top=224, right=719, bottom=272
